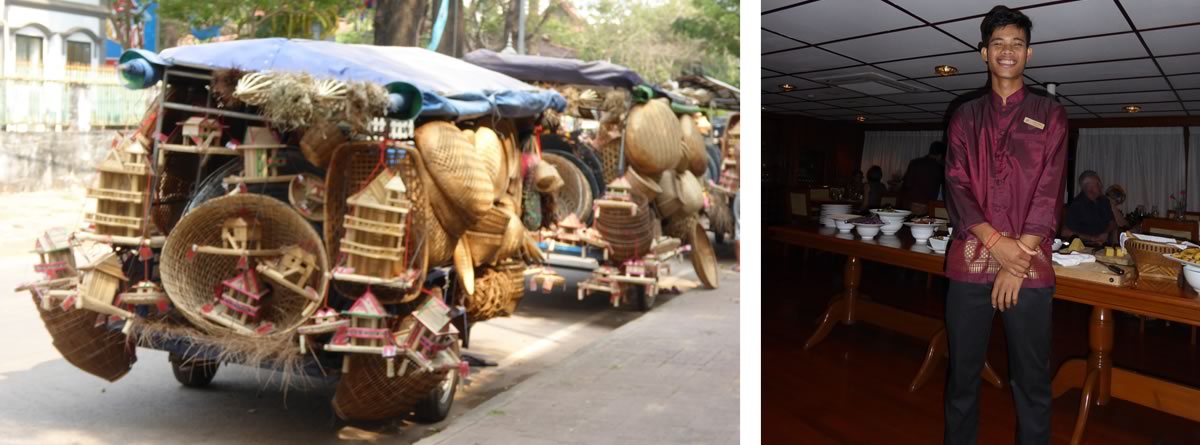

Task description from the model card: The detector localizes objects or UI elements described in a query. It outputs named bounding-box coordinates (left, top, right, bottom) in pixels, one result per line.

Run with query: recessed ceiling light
left=855, top=116, right=866, bottom=122
left=1123, top=105, right=1141, bottom=113
left=935, top=65, right=958, bottom=76
left=780, top=83, right=796, bottom=92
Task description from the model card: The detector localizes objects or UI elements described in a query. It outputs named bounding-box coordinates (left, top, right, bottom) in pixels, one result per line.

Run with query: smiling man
left=942, top=5, right=1067, bottom=445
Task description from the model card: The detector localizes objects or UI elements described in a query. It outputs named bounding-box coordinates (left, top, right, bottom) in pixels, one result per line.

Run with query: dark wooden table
left=769, top=223, right=1200, bottom=445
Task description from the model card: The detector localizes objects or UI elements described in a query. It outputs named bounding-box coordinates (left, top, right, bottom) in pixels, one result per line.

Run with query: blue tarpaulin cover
left=158, top=38, right=565, bottom=119
left=463, top=49, right=646, bottom=90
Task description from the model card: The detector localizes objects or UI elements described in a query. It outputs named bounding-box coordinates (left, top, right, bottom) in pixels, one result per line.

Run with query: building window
left=67, top=41, right=92, bottom=67
left=16, top=35, right=43, bottom=67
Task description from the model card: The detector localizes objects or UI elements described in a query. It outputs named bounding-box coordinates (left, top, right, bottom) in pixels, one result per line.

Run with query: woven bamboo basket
left=323, top=142, right=438, bottom=302
left=27, top=289, right=135, bottom=382
left=414, top=121, right=494, bottom=237
left=465, top=207, right=522, bottom=267
left=153, top=151, right=201, bottom=235
left=300, top=121, right=347, bottom=169
left=676, top=170, right=705, bottom=216
left=679, top=114, right=708, bottom=177
left=625, top=168, right=662, bottom=202
left=625, top=100, right=682, bottom=177
left=332, top=354, right=449, bottom=421
left=458, top=262, right=527, bottom=322
left=1126, top=233, right=1183, bottom=280
left=533, top=160, right=565, bottom=193
left=689, top=221, right=720, bottom=289
left=706, top=186, right=735, bottom=239
left=160, top=193, right=329, bottom=337
left=656, top=170, right=683, bottom=218
left=598, top=138, right=623, bottom=185
left=540, top=152, right=592, bottom=224
left=594, top=201, right=656, bottom=262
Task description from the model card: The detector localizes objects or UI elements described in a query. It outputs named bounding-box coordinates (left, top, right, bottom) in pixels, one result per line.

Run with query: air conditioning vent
left=811, top=72, right=928, bottom=95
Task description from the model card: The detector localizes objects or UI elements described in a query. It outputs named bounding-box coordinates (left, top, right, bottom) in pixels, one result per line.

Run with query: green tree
left=671, top=0, right=739, bottom=56
left=158, top=0, right=355, bottom=40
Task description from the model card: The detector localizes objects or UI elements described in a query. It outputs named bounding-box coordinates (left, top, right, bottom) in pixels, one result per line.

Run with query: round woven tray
left=160, top=193, right=329, bottom=337
left=594, top=201, right=655, bottom=262
left=414, top=121, right=494, bottom=237
left=541, top=152, right=593, bottom=224
left=323, top=142, right=438, bottom=302
left=27, top=290, right=135, bottom=382
left=689, top=221, right=720, bottom=289
left=332, top=354, right=449, bottom=421
left=679, top=114, right=708, bottom=177
left=625, top=100, right=682, bottom=177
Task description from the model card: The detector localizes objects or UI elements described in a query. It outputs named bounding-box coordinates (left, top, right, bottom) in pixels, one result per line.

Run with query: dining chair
left=1142, top=217, right=1199, bottom=241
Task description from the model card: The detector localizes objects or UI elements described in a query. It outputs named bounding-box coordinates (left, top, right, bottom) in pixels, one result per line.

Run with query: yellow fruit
left=1116, top=248, right=1125, bottom=257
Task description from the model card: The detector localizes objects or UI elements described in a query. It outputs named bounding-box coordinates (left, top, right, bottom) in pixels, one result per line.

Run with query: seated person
left=1062, top=171, right=1116, bottom=245
left=859, top=165, right=887, bottom=211
left=1105, top=184, right=1130, bottom=229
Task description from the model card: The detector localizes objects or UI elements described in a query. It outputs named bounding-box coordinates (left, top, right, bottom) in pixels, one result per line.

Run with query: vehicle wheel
left=170, top=354, right=220, bottom=388
left=629, top=284, right=655, bottom=312
left=412, top=368, right=459, bottom=423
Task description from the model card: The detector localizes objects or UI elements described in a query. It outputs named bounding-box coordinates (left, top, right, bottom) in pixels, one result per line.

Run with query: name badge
left=1023, top=117, right=1045, bottom=130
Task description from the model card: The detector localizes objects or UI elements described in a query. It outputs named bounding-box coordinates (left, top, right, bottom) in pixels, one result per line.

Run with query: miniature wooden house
left=224, top=126, right=293, bottom=185
left=257, top=245, right=319, bottom=298
left=222, top=216, right=262, bottom=252
left=181, top=116, right=222, bottom=151
left=605, top=178, right=633, bottom=201
left=296, top=307, right=349, bottom=354
left=392, top=296, right=455, bottom=374
left=118, top=280, right=167, bottom=306
left=33, top=228, right=76, bottom=279
left=75, top=252, right=133, bottom=319
left=624, top=259, right=647, bottom=277
left=338, top=170, right=412, bottom=284
left=202, top=268, right=271, bottom=334
left=556, top=214, right=587, bottom=244
left=326, top=289, right=391, bottom=373
left=85, top=134, right=151, bottom=238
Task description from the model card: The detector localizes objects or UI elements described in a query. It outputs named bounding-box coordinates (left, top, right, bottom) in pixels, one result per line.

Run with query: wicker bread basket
left=1125, top=232, right=1183, bottom=280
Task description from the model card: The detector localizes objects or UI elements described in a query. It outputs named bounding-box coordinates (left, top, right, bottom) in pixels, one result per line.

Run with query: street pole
left=516, top=0, right=526, bottom=54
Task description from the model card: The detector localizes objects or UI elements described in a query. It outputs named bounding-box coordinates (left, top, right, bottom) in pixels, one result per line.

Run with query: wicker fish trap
left=28, top=290, right=135, bottom=382
left=160, top=193, right=328, bottom=337
left=332, top=354, right=451, bottom=421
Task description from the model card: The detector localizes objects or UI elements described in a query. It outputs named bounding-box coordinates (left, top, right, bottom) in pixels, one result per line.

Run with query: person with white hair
left=1062, top=170, right=1116, bottom=245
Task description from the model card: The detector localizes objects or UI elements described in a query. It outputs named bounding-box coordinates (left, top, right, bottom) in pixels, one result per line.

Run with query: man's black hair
left=980, top=5, right=1032, bottom=49
left=929, top=141, right=947, bottom=157
left=867, top=166, right=883, bottom=182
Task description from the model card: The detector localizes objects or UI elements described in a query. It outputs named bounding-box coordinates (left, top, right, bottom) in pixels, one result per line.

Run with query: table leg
left=1089, top=307, right=1114, bottom=405
left=1053, top=306, right=1112, bottom=444
left=909, top=327, right=1004, bottom=392
left=804, top=257, right=860, bottom=350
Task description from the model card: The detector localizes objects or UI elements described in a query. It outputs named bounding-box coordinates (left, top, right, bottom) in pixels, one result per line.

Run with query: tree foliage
left=159, top=0, right=355, bottom=40
left=671, top=0, right=739, bottom=56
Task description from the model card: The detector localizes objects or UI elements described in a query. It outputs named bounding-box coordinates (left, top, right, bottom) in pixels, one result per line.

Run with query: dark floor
left=763, top=241, right=1200, bottom=445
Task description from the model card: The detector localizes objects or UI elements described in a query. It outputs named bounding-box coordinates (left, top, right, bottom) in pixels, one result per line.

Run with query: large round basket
left=160, top=193, right=329, bottom=337
left=541, top=152, right=594, bottom=224
left=625, top=168, right=662, bottom=202
left=323, top=142, right=440, bottom=302
left=332, top=354, right=449, bottom=421
left=690, top=221, right=720, bottom=289
left=679, top=114, right=708, bottom=177
left=27, top=290, right=134, bottom=382
left=625, top=100, right=682, bottom=177
left=656, top=170, right=683, bottom=218
left=676, top=170, right=705, bottom=216
left=594, top=201, right=656, bottom=262
left=414, top=121, right=495, bottom=237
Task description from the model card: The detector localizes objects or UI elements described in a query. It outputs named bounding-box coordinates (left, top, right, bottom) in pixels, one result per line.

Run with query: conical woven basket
left=473, top=126, right=508, bottom=197
left=414, top=121, right=494, bottom=237
left=676, top=170, right=705, bottom=216
left=300, top=121, right=347, bottom=169
left=28, top=291, right=135, bottom=382
left=458, top=261, right=527, bottom=322
left=625, top=100, right=682, bottom=177
left=594, top=201, right=656, bottom=262
left=332, top=354, right=449, bottom=421
left=679, top=114, right=708, bottom=177
left=655, top=170, right=683, bottom=218
left=160, top=193, right=329, bottom=337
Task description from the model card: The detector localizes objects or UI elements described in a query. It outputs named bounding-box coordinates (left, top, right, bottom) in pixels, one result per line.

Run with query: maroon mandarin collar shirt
left=944, top=85, right=1068, bottom=288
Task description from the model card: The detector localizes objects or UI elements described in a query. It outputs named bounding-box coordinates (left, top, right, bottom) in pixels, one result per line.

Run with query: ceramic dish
left=928, top=235, right=949, bottom=253
left=854, top=223, right=882, bottom=238
left=1185, top=265, right=1200, bottom=294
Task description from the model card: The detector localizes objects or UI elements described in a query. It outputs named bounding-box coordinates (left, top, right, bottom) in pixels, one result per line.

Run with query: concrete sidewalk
left=417, top=269, right=741, bottom=445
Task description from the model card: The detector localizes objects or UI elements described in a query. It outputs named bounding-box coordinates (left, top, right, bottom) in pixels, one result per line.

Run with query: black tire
left=412, top=369, right=459, bottom=423
left=170, top=353, right=220, bottom=388
left=629, top=283, right=655, bottom=312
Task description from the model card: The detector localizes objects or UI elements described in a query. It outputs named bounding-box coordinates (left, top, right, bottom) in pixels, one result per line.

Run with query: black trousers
left=944, top=280, right=1054, bottom=445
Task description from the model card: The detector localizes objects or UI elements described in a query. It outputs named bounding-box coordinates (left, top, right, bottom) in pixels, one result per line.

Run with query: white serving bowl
left=1184, top=265, right=1200, bottom=294
left=855, top=223, right=882, bottom=238
left=880, top=222, right=903, bottom=236
left=929, top=236, right=949, bottom=252
left=822, top=204, right=852, bottom=212
left=871, top=209, right=912, bottom=218
left=821, top=217, right=836, bottom=228
left=835, top=219, right=854, bottom=233
left=906, top=224, right=937, bottom=241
